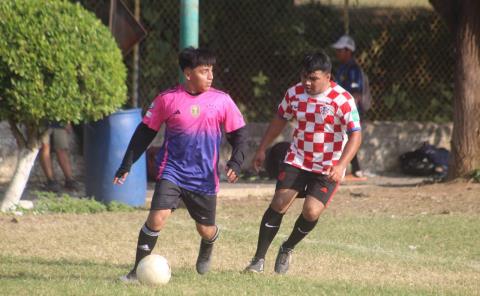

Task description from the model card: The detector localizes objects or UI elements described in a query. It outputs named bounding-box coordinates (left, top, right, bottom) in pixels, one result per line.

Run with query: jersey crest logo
left=291, top=101, right=298, bottom=111
left=320, top=105, right=333, bottom=116
left=190, top=105, right=201, bottom=117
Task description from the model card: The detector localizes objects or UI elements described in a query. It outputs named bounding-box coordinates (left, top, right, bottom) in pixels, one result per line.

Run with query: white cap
left=331, top=35, right=355, bottom=52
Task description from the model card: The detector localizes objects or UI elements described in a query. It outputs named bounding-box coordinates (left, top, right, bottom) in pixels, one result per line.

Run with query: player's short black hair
left=301, top=50, right=332, bottom=74
left=179, top=47, right=216, bottom=71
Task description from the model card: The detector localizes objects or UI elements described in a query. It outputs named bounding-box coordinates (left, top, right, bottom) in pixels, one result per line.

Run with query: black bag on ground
left=399, top=143, right=449, bottom=176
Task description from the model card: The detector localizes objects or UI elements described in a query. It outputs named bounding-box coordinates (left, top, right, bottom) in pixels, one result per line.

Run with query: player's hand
left=252, top=150, right=266, bottom=173
left=113, top=168, right=129, bottom=185
left=225, top=167, right=239, bottom=183
left=326, top=164, right=345, bottom=183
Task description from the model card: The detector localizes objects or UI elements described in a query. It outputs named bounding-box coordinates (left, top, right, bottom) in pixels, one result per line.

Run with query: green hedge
left=0, top=0, right=127, bottom=125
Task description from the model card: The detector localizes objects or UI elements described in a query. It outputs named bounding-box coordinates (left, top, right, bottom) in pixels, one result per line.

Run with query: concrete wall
left=358, top=121, right=452, bottom=172
left=0, top=120, right=452, bottom=183
left=0, top=121, right=84, bottom=183
left=220, top=121, right=452, bottom=175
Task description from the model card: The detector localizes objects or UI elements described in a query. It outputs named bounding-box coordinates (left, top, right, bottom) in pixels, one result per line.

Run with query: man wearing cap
left=331, top=35, right=366, bottom=180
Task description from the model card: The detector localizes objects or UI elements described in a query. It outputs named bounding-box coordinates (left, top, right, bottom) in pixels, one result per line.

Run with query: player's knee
left=196, top=224, right=218, bottom=241
left=302, top=207, right=322, bottom=221
left=270, top=200, right=286, bottom=213
left=271, top=189, right=296, bottom=213
left=147, top=211, right=169, bottom=230
left=146, top=220, right=163, bottom=231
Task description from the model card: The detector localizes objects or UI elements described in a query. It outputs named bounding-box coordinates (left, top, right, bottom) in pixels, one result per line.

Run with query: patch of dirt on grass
left=223, top=177, right=480, bottom=217
left=330, top=180, right=480, bottom=216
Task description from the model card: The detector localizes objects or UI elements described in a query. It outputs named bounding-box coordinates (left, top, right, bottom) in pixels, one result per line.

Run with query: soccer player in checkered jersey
left=245, top=51, right=361, bottom=274
left=114, top=47, right=248, bottom=282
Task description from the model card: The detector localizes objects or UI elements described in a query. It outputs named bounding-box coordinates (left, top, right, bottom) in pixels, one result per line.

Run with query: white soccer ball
left=136, top=254, right=171, bottom=285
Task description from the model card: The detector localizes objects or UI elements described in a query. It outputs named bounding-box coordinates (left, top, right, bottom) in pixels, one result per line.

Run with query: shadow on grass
left=0, top=255, right=462, bottom=295
left=1, top=254, right=127, bottom=268
left=0, top=255, right=129, bottom=281
left=0, top=255, right=246, bottom=281
left=1, top=254, right=288, bottom=282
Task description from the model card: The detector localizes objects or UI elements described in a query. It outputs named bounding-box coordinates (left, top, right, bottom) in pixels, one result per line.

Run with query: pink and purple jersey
left=278, top=81, right=361, bottom=173
left=143, top=85, right=245, bottom=195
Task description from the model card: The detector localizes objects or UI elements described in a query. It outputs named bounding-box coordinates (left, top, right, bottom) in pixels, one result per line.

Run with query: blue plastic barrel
left=83, top=108, right=146, bottom=206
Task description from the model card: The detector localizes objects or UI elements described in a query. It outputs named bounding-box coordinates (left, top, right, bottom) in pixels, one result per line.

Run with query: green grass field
left=1, top=191, right=479, bottom=295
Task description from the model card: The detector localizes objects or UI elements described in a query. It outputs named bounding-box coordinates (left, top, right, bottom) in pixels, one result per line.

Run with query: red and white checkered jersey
left=277, top=81, right=361, bottom=173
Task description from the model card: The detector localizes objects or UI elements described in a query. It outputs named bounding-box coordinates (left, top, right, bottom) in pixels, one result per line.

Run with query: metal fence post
left=179, top=0, right=199, bottom=82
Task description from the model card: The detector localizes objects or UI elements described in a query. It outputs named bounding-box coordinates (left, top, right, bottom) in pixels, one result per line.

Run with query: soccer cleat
left=196, top=239, right=214, bottom=275
left=274, top=245, right=293, bottom=274
left=244, top=257, right=265, bottom=273
left=119, top=270, right=138, bottom=284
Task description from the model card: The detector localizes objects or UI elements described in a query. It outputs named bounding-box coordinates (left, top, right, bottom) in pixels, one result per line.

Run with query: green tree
left=429, top=0, right=480, bottom=179
left=0, top=0, right=127, bottom=211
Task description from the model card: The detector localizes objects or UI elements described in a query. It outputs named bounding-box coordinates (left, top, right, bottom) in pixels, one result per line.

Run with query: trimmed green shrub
left=0, top=0, right=127, bottom=125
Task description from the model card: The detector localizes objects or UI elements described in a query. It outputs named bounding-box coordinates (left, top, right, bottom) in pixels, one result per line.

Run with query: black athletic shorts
left=275, top=164, right=338, bottom=206
left=150, top=179, right=216, bottom=226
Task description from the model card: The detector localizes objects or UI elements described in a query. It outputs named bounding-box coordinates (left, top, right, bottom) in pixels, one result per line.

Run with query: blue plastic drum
left=84, top=108, right=146, bottom=206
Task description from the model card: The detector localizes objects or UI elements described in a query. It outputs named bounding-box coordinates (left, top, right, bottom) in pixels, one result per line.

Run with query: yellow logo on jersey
left=190, top=105, right=201, bottom=117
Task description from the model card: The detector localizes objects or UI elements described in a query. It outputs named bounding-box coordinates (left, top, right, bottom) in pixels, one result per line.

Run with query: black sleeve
left=114, top=122, right=157, bottom=178
left=225, top=126, right=248, bottom=176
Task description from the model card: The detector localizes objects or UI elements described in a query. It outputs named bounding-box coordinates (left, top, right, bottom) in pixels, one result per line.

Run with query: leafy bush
left=32, top=191, right=136, bottom=214
left=0, top=0, right=127, bottom=125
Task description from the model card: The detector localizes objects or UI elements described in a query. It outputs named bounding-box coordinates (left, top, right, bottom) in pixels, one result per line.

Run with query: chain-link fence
left=76, top=0, right=454, bottom=123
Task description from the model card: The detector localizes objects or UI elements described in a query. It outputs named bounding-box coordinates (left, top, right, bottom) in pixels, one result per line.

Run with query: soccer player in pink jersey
left=113, top=47, right=247, bottom=282
left=245, top=51, right=362, bottom=274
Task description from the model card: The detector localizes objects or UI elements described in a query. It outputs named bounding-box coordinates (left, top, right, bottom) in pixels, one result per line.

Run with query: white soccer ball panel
left=137, top=254, right=171, bottom=285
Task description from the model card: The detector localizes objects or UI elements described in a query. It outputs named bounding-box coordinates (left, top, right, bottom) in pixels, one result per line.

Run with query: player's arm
left=113, top=122, right=157, bottom=184
left=225, top=126, right=248, bottom=183
left=252, top=115, right=288, bottom=172
left=327, top=130, right=362, bottom=182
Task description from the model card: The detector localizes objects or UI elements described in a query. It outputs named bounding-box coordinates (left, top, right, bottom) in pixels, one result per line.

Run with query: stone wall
left=219, top=121, right=452, bottom=175
left=0, top=121, right=84, bottom=183
left=358, top=121, right=452, bottom=172
left=0, top=121, right=452, bottom=183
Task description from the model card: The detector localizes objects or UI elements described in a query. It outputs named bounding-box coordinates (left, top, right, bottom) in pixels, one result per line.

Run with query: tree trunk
left=449, top=2, right=480, bottom=178
left=0, top=147, right=39, bottom=212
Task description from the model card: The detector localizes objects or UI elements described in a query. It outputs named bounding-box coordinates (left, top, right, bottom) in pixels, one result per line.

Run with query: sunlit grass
left=0, top=196, right=479, bottom=295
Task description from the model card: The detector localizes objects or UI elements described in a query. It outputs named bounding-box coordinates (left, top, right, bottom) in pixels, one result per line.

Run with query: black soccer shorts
left=150, top=179, right=217, bottom=226
left=275, top=163, right=338, bottom=206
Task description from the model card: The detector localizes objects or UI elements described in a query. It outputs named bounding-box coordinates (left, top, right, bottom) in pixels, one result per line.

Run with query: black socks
left=283, top=214, right=318, bottom=249
left=254, top=207, right=284, bottom=259
left=133, top=223, right=160, bottom=272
